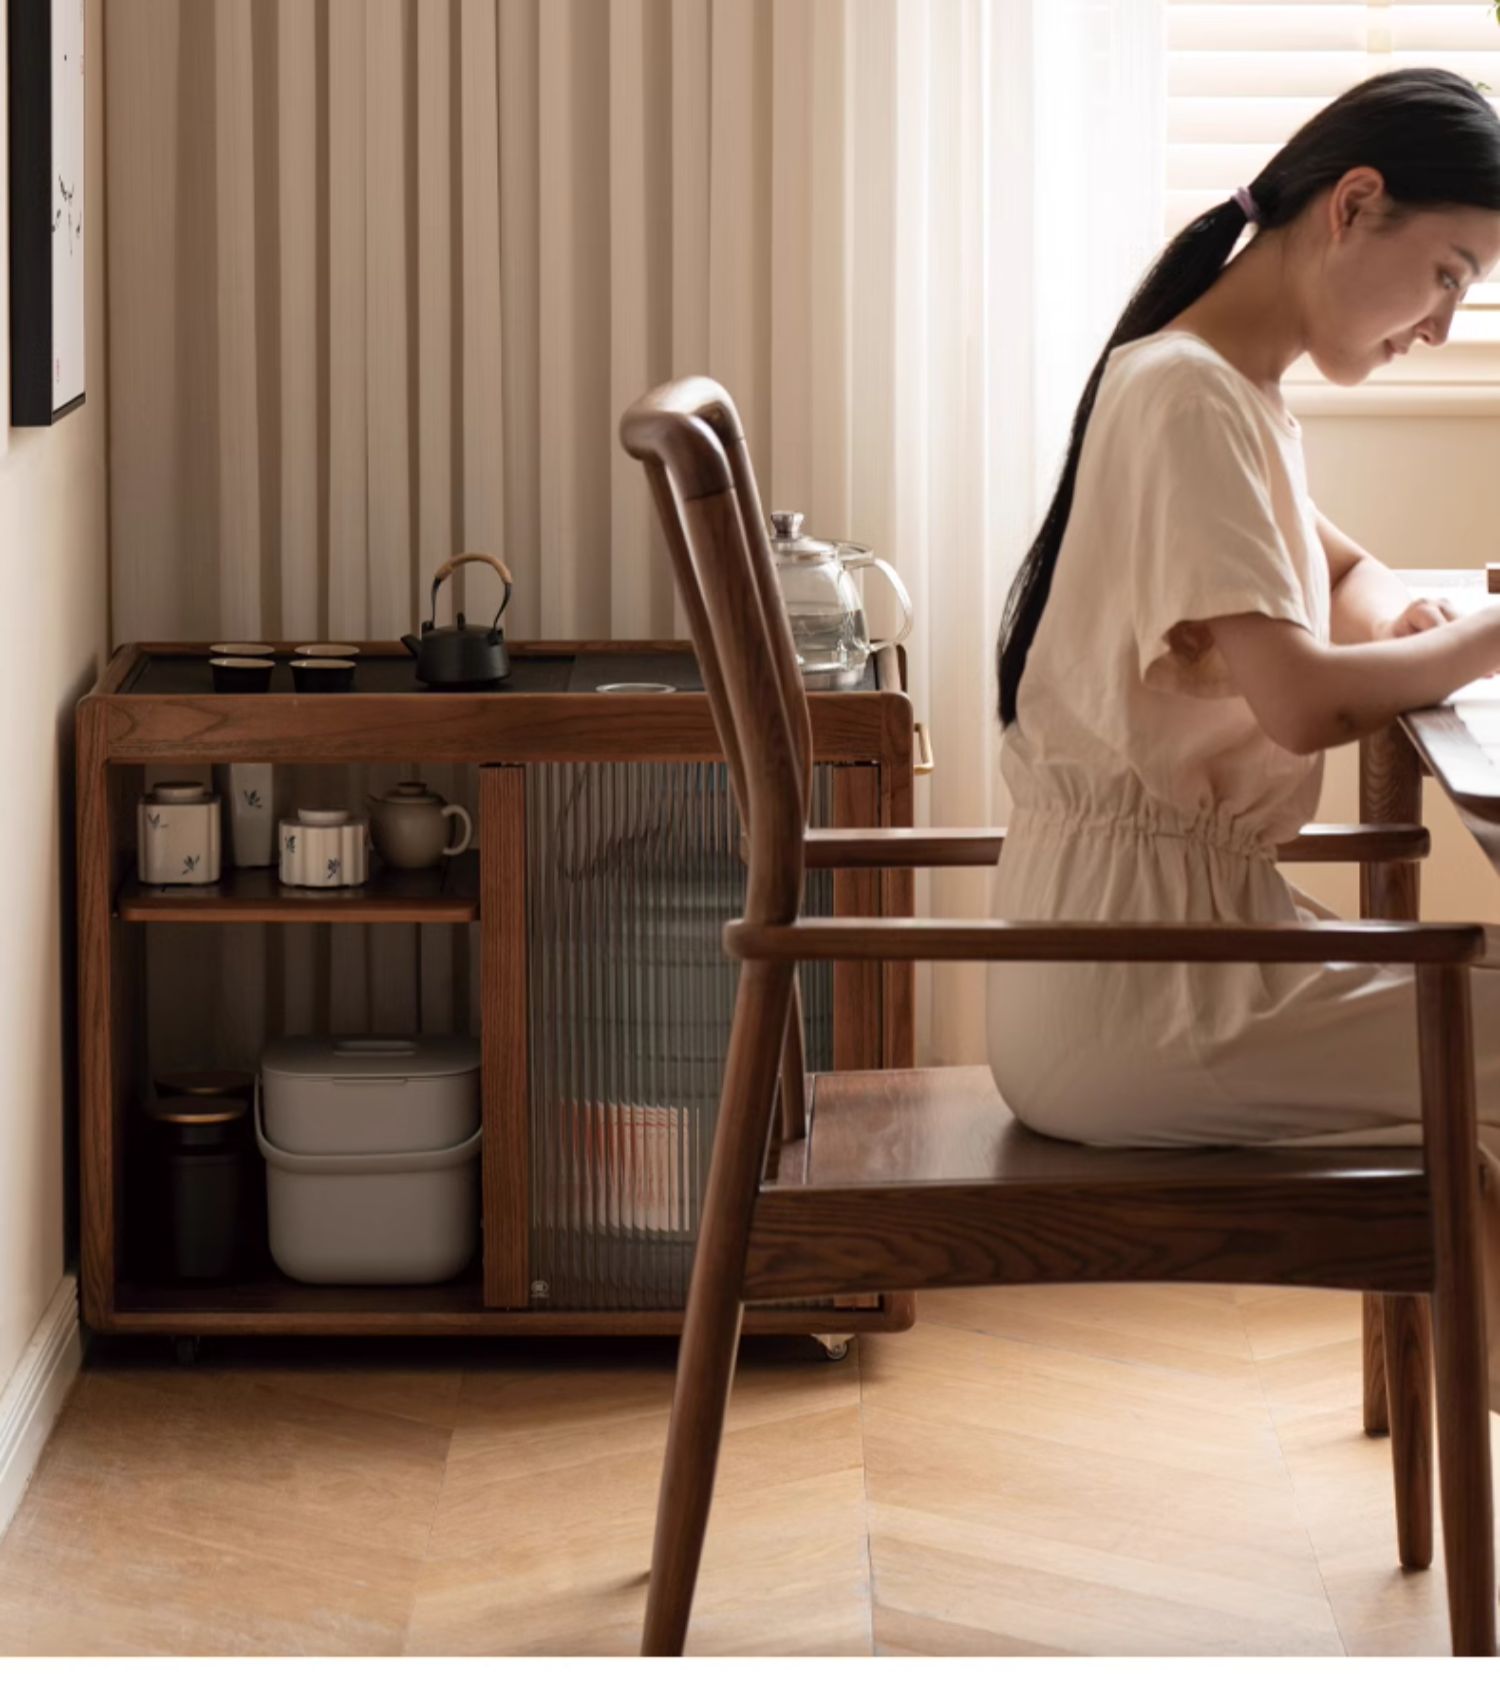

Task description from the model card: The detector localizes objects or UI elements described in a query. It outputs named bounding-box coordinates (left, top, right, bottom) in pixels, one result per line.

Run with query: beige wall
left=1293, top=412, right=1500, bottom=924
left=0, top=0, right=107, bottom=1388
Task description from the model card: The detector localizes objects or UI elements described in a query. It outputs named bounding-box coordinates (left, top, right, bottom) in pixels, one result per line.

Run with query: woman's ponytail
left=996, top=197, right=1253, bottom=726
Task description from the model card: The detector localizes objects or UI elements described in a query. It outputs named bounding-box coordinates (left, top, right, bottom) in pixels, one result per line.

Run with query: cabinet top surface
left=98, top=643, right=882, bottom=699
left=79, top=643, right=909, bottom=764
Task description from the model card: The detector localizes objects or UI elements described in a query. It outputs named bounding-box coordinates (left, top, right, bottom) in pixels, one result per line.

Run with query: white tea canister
left=278, top=808, right=370, bottom=888
left=213, top=762, right=278, bottom=868
left=137, top=782, right=222, bottom=885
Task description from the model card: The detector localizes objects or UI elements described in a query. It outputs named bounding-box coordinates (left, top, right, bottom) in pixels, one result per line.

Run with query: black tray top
left=120, top=647, right=875, bottom=696
left=569, top=650, right=872, bottom=694
left=122, top=652, right=575, bottom=696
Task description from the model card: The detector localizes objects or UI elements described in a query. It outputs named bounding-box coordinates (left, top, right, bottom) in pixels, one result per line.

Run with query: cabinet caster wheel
left=172, top=1337, right=202, bottom=1367
left=813, top=1333, right=852, bottom=1363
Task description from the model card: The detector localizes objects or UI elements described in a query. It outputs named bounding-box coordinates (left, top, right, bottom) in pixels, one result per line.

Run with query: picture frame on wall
left=7, top=0, right=85, bottom=427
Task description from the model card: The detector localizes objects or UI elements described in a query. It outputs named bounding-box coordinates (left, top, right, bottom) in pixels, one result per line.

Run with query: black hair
left=996, top=67, right=1500, bottom=728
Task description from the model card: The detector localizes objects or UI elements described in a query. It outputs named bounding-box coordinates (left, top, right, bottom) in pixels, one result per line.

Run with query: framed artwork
left=7, top=0, right=85, bottom=426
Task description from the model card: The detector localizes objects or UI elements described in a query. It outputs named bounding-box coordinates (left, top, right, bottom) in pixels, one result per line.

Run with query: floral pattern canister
left=278, top=808, right=370, bottom=888
left=212, top=762, right=278, bottom=867
left=137, top=782, right=222, bottom=885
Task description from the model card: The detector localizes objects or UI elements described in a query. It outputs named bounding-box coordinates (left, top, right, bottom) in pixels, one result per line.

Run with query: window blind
left=1167, top=2, right=1500, bottom=316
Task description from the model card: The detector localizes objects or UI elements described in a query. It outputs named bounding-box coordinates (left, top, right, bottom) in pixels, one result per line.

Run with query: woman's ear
left=1330, top=165, right=1388, bottom=235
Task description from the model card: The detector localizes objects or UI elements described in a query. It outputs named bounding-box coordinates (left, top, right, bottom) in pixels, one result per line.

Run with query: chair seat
left=774, top=1063, right=1426, bottom=1188
left=746, top=1065, right=1432, bottom=1303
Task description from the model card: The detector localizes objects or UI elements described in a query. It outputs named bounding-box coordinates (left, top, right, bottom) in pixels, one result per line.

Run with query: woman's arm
left=1204, top=605, right=1500, bottom=755
left=1315, top=506, right=1458, bottom=643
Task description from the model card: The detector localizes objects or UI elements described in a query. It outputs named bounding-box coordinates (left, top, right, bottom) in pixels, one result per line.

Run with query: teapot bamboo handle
left=430, top=553, right=513, bottom=630
left=434, top=552, right=512, bottom=590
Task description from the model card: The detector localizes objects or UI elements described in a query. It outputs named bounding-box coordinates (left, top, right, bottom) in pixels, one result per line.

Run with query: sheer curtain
left=104, top=0, right=1164, bottom=1065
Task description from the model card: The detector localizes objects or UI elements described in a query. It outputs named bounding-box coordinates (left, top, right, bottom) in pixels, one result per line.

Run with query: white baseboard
left=0, top=1275, right=82, bottom=1540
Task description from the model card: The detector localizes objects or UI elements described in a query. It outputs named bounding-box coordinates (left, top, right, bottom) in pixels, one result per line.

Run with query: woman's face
left=1304, top=171, right=1500, bottom=384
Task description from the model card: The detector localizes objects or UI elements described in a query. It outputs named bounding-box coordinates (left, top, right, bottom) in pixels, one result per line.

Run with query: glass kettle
left=767, top=511, right=915, bottom=690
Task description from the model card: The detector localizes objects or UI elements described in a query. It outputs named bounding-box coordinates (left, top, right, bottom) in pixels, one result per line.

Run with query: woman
left=986, top=69, right=1500, bottom=1396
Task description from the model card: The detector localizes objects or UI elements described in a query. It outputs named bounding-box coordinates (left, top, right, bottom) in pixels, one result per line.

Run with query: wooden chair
left=618, top=376, right=1496, bottom=1657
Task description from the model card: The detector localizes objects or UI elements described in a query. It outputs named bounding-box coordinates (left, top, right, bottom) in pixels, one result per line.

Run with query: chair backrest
left=619, top=378, right=813, bottom=928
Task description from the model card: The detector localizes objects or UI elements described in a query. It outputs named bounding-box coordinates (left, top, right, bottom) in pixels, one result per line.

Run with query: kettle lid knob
left=769, top=510, right=804, bottom=540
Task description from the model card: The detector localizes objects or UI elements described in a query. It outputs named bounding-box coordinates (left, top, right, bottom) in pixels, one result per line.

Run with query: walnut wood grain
left=743, top=1178, right=1433, bottom=1299
left=481, top=769, right=529, bottom=1309
left=876, top=684, right=917, bottom=1071
left=776, top=976, right=809, bottom=1145
left=800, top=822, right=1430, bottom=871
left=117, top=857, right=480, bottom=924
left=90, top=691, right=896, bottom=766
left=832, top=767, right=883, bottom=1070
left=1416, top=963, right=1497, bottom=1654
left=1362, top=1294, right=1389, bottom=1435
left=744, top=1181, right=1433, bottom=1299
left=745, top=1071, right=1432, bottom=1300
left=1382, top=1293, right=1435, bottom=1570
left=1282, top=823, right=1429, bottom=862
left=108, top=1278, right=902, bottom=1336
left=807, top=827, right=1005, bottom=869
left=796, top=1068, right=1426, bottom=1188
left=77, top=701, right=118, bottom=1327
left=1358, top=727, right=1428, bottom=1493
left=1404, top=707, right=1500, bottom=828
left=94, top=643, right=145, bottom=697
left=725, top=916, right=1485, bottom=966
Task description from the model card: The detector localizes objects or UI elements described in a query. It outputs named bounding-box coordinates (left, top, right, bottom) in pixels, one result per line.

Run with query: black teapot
left=402, top=553, right=513, bottom=689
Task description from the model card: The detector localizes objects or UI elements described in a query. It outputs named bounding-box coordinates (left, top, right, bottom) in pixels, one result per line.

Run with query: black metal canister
left=143, top=1094, right=255, bottom=1280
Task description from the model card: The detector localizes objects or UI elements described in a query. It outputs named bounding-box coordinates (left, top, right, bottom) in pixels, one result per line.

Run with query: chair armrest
left=795, top=822, right=1428, bottom=871
left=1276, top=824, right=1430, bottom=864
left=725, top=916, right=1484, bottom=967
left=803, top=827, right=1005, bottom=869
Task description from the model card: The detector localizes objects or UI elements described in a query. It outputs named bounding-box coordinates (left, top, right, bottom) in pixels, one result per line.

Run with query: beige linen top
left=1002, top=326, right=1331, bottom=857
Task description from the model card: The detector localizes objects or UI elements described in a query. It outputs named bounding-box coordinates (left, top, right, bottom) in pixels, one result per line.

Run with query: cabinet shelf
left=116, top=852, right=480, bottom=924
left=111, top=1272, right=894, bottom=1337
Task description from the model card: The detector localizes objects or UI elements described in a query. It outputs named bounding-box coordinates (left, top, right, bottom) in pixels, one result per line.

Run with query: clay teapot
left=366, top=781, right=474, bottom=870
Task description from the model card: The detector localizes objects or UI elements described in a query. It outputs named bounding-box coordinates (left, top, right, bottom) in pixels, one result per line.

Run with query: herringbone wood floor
left=1, top=1285, right=1497, bottom=1654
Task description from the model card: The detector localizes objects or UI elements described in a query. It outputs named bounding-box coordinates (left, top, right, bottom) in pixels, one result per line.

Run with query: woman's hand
left=1377, top=596, right=1460, bottom=640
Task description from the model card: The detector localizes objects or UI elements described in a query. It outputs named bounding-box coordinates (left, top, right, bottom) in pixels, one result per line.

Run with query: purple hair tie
left=1232, top=185, right=1260, bottom=224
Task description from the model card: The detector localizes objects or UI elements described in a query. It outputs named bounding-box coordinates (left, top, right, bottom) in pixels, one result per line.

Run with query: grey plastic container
left=254, top=1095, right=481, bottom=1284
left=260, top=1035, right=479, bottom=1155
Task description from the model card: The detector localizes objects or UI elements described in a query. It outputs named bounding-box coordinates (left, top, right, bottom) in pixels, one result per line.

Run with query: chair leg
left=1381, top=1293, right=1434, bottom=1570
left=1362, top=1294, right=1389, bottom=1434
left=642, top=961, right=796, bottom=1656
left=1432, top=1293, right=1497, bottom=1654
left=1416, top=963, right=1496, bottom=1656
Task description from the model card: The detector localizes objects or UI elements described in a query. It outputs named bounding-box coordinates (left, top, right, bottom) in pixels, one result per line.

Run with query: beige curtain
left=105, top=0, right=1164, bottom=1066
